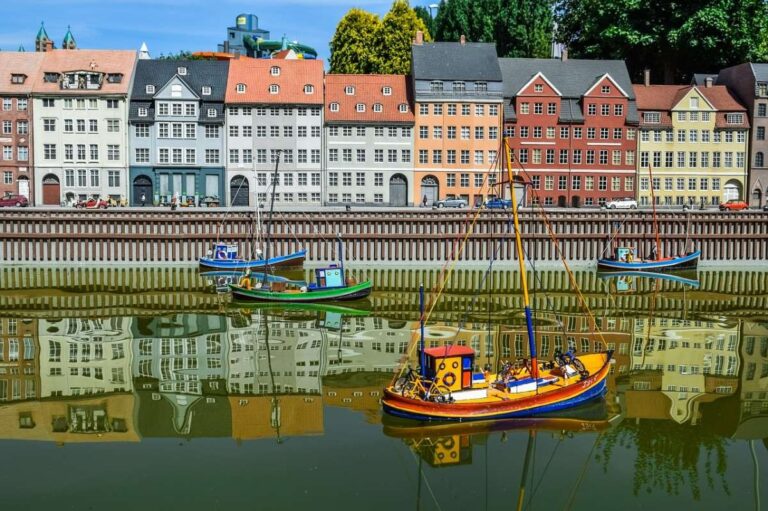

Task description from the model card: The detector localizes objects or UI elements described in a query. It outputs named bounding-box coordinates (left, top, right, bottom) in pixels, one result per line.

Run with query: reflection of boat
left=382, top=142, right=613, bottom=422
left=229, top=238, right=373, bottom=303
left=200, top=270, right=306, bottom=292
left=231, top=299, right=372, bottom=317
left=598, top=270, right=700, bottom=291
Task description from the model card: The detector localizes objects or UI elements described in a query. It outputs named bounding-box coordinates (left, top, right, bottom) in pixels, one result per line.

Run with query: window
left=271, top=66, right=280, bottom=76
left=356, top=103, right=365, bottom=112
left=236, top=83, right=246, bottom=94
left=304, top=84, right=314, bottom=94
left=44, top=144, right=56, bottom=160
left=207, top=108, right=217, bottom=118
left=644, top=112, right=660, bottom=123
left=601, top=104, right=610, bottom=115
left=135, top=148, right=149, bottom=163
left=373, top=103, right=383, bottom=112
left=201, top=86, right=211, bottom=96
left=588, top=104, right=596, bottom=115
left=398, top=103, right=408, bottom=113
left=726, top=113, right=744, bottom=124
left=107, top=119, right=119, bottom=132
left=547, top=103, right=556, bottom=115
left=534, top=103, right=543, bottom=114
left=269, top=84, right=279, bottom=94
left=330, top=102, right=339, bottom=112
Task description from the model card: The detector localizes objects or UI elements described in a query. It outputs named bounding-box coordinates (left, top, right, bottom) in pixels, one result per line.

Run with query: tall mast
left=262, top=150, right=281, bottom=285
left=504, top=140, right=538, bottom=380
left=648, top=163, right=661, bottom=259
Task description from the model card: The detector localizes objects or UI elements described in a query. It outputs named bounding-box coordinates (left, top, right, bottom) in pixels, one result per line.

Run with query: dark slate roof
left=412, top=42, right=501, bottom=81
left=692, top=73, right=717, bottom=86
left=130, top=59, right=229, bottom=101
left=751, top=63, right=768, bottom=82
left=198, top=102, right=224, bottom=124
left=499, top=58, right=638, bottom=124
left=128, top=101, right=154, bottom=122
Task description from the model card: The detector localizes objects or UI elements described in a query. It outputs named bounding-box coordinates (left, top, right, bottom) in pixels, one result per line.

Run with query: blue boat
left=597, top=246, right=700, bottom=272
left=199, top=242, right=306, bottom=271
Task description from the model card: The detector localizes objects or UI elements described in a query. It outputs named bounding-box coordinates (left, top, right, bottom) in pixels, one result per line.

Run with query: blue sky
left=0, top=0, right=438, bottom=62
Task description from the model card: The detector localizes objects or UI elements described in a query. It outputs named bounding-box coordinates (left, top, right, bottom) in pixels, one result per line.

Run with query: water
left=0, top=265, right=766, bottom=510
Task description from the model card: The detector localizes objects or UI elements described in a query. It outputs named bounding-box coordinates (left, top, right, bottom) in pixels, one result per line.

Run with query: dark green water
left=0, top=265, right=766, bottom=510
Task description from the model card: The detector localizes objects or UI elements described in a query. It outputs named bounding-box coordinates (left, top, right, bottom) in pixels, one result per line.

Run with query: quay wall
left=0, top=209, right=767, bottom=264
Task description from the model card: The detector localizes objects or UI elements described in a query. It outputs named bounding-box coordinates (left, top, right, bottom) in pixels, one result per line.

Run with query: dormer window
left=207, top=108, right=217, bottom=118
left=373, top=103, right=383, bottom=113
left=61, top=71, right=103, bottom=90
left=398, top=103, right=408, bottom=113
left=758, top=83, right=768, bottom=97
left=382, top=86, right=392, bottom=96
left=601, top=85, right=610, bottom=94
left=43, top=72, right=59, bottom=83
left=356, top=103, right=365, bottom=112
left=10, top=74, right=26, bottom=84
left=269, top=84, right=279, bottom=94
left=726, top=113, right=744, bottom=124
left=430, top=81, right=443, bottom=92
left=107, top=73, right=123, bottom=83
left=202, top=86, right=211, bottom=95
left=304, top=84, right=315, bottom=94
left=236, top=83, right=246, bottom=94
left=177, top=67, right=187, bottom=76
left=452, top=81, right=466, bottom=93
left=330, top=102, right=340, bottom=112
left=475, top=82, right=487, bottom=92
left=644, top=112, right=661, bottom=124
left=345, top=86, right=355, bottom=95
left=534, top=84, right=543, bottom=92
left=145, top=84, right=155, bottom=94
left=270, top=66, right=280, bottom=76
left=138, top=107, right=148, bottom=117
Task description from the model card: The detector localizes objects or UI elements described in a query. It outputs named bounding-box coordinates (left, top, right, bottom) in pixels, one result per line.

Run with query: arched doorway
left=17, top=176, right=29, bottom=200
left=420, top=175, right=439, bottom=206
left=557, top=195, right=567, bottom=207
left=133, top=175, right=153, bottom=206
left=389, top=174, right=407, bottom=206
left=571, top=195, right=581, bottom=208
left=230, top=175, right=250, bottom=206
left=42, top=174, right=60, bottom=205
left=723, top=180, right=742, bottom=202
left=752, top=188, right=762, bottom=208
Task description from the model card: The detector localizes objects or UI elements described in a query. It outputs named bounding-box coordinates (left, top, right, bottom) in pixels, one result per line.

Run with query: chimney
left=643, top=68, right=650, bottom=87
left=414, top=30, right=424, bottom=45
left=705, top=76, right=713, bottom=88
left=561, top=47, right=568, bottom=61
left=459, top=34, right=466, bottom=45
left=43, top=39, right=54, bottom=53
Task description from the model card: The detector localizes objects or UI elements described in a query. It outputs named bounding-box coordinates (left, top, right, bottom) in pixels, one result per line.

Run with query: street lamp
left=428, top=3, right=439, bottom=18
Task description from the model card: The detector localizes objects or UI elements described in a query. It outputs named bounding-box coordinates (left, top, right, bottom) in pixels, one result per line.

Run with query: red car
left=75, top=197, right=109, bottom=209
left=719, top=199, right=749, bottom=211
left=0, top=193, right=29, bottom=207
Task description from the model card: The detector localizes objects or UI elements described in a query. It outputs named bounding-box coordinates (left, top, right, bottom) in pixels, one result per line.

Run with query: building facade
left=0, top=53, right=42, bottom=202
left=716, top=64, right=768, bottom=208
left=225, top=58, right=324, bottom=206
left=129, top=60, right=228, bottom=206
left=324, top=74, right=414, bottom=206
left=0, top=318, right=38, bottom=402
left=32, top=50, right=136, bottom=206
left=501, top=57, right=639, bottom=207
left=411, top=39, right=504, bottom=206
left=634, top=81, right=749, bottom=207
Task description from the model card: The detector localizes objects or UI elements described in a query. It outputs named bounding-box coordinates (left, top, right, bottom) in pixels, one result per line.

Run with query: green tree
left=377, top=0, right=432, bottom=74
left=434, top=0, right=471, bottom=42
left=555, top=0, right=768, bottom=83
left=158, top=50, right=201, bottom=60
left=414, top=5, right=435, bottom=36
left=329, top=8, right=382, bottom=74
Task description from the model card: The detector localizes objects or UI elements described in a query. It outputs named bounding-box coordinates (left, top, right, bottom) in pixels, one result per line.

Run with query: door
left=133, top=175, right=153, bottom=206
left=230, top=175, right=250, bottom=206
left=421, top=175, right=439, bottom=206
left=42, top=174, right=60, bottom=205
left=389, top=174, right=407, bottom=206
left=17, top=177, right=29, bottom=199
left=571, top=195, right=580, bottom=208
left=723, top=180, right=741, bottom=202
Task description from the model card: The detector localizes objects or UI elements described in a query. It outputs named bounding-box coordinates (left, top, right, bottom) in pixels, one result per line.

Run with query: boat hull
left=199, top=249, right=306, bottom=271
left=597, top=250, right=700, bottom=272
left=229, top=280, right=373, bottom=303
left=382, top=352, right=612, bottom=422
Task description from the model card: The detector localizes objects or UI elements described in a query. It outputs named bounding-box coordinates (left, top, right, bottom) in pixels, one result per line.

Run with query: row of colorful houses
left=1, top=30, right=766, bottom=208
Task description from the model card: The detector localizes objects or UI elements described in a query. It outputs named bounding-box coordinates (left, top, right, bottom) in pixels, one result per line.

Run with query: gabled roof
left=499, top=58, right=635, bottom=100
left=226, top=57, right=324, bottom=104
left=325, top=74, right=413, bottom=124
left=0, top=52, right=44, bottom=94
left=154, top=74, right=200, bottom=100
left=130, top=59, right=229, bottom=101
left=750, top=63, right=768, bottom=82
left=412, top=42, right=501, bottom=82
left=515, top=71, right=562, bottom=96
left=584, top=72, right=629, bottom=98
left=32, top=50, right=136, bottom=95
left=633, top=84, right=746, bottom=112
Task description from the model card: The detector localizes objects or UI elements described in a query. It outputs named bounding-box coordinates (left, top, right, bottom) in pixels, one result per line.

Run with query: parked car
left=75, top=197, right=109, bottom=209
left=604, top=198, right=638, bottom=209
left=0, top=193, right=28, bottom=207
left=484, top=198, right=512, bottom=209
left=719, top=199, right=749, bottom=211
left=763, top=203, right=768, bottom=212
left=433, top=196, right=468, bottom=208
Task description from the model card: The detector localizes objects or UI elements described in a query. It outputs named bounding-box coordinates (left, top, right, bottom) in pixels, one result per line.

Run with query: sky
left=0, top=0, right=439, bottom=62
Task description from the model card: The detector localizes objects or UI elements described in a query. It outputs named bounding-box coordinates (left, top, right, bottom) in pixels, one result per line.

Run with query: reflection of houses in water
left=737, top=322, right=768, bottom=434
left=131, top=314, right=229, bottom=434
left=38, top=317, right=133, bottom=398
left=0, top=394, right=139, bottom=442
left=627, top=318, right=740, bottom=424
left=325, top=316, right=412, bottom=375
left=229, top=395, right=323, bottom=442
left=0, top=318, right=38, bottom=402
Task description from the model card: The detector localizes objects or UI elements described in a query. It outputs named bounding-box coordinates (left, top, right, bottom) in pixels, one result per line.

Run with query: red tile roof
left=226, top=57, right=323, bottom=104
left=325, top=74, right=413, bottom=124
left=32, top=50, right=136, bottom=95
left=0, top=52, right=44, bottom=94
left=633, top=84, right=748, bottom=127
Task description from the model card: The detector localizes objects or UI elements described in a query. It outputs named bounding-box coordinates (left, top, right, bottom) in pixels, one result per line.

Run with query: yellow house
left=634, top=82, right=749, bottom=207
